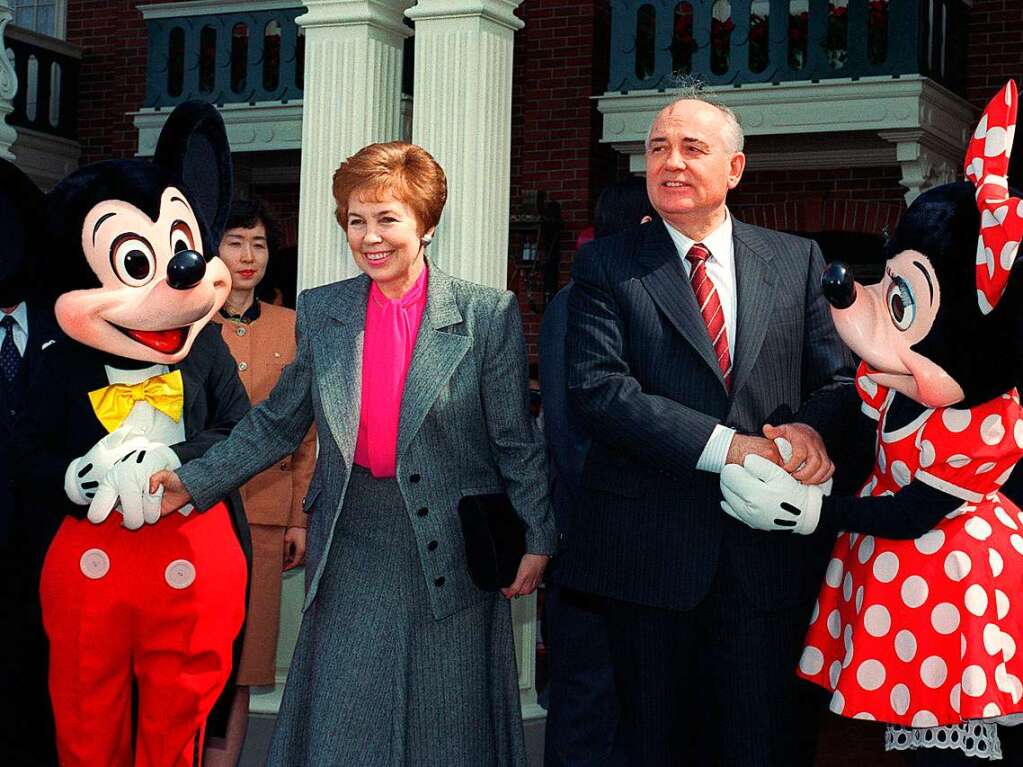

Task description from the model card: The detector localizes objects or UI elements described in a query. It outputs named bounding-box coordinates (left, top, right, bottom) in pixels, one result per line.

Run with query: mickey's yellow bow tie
left=88, top=370, right=184, bottom=433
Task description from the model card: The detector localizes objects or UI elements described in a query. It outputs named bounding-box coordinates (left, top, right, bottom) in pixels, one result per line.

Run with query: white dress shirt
left=663, top=213, right=737, bottom=473
left=1, top=302, right=29, bottom=357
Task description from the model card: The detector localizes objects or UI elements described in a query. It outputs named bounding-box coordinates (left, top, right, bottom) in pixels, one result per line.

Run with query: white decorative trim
left=880, top=403, right=934, bottom=443
left=405, top=0, right=523, bottom=30
left=10, top=125, right=80, bottom=189
left=879, top=130, right=961, bottom=205
left=861, top=402, right=881, bottom=421
left=132, top=101, right=304, bottom=156
left=620, top=143, right=903, bottom=174
left=599, top=75, right=975, bottom=185
left=0, top=0, right=18, bottom=160
left=916, top=471, right=984, bottom=503
left=297, top=0, right=413, bottom=35
left=137, top=0, right=305, bottom=21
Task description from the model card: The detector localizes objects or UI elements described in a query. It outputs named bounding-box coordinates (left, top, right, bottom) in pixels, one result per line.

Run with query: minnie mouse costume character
left=720, top=82, right=1023, bottom=762
left=4, top=101, right=250, bottom=767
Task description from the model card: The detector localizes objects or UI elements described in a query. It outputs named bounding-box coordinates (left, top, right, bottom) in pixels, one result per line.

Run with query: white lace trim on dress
left=885, top=721, right=1002, bottom=761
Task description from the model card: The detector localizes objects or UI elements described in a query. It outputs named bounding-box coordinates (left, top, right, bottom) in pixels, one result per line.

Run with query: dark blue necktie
left=1, top=315, right=21, bottom=382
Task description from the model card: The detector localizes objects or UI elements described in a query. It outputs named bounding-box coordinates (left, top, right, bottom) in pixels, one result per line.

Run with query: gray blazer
left=179, top=263, right=556, bottom=620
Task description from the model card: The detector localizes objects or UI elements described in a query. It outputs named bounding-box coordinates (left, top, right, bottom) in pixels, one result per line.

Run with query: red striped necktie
left=686, top=243, right=732, bottom=392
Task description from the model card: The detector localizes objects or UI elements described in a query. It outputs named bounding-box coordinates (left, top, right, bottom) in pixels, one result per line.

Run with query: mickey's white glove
left=64, top=429, right=152, bottom=506
left=87, top=443, right=182, bottom=530
left=720, top=454, right=824, bottom=535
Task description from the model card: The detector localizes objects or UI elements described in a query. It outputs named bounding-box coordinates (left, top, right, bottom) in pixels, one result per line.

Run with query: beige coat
left=217, top=302, right=315, bottom=529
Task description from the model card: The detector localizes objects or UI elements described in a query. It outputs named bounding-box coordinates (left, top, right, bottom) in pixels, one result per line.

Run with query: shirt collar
left=219, top=299, right=262, bottom=324
left=664, top=210, right=733, bottom=267
left=2, top=302, right=28, bottom=333
left=369, top=263, right=429, bottom=310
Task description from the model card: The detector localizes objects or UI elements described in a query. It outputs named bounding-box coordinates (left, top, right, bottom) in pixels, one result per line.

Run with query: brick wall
left=965, top=0, right=1023, bottom=111
left=729, top=166, right=906, bottom=237
left=66, top=0, right=148, bottom=165
left=509, top=0, right=619, bottom=360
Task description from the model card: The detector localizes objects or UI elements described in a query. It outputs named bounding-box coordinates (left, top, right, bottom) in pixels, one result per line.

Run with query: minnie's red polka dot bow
left=965, top=80, right=1022, bottom=314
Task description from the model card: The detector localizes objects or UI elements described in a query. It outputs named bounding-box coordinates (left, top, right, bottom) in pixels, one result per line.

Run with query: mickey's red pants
left=40, top=502, right=246, bottom=767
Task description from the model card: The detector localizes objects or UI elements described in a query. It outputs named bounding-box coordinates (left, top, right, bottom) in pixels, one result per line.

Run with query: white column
left=295, top=0, right=413, bottom=291
left=406, top=0, right=541, bottom=720
left=0, top=0, right=18, bottom=160
left=406, top=0, right=523, bottom=290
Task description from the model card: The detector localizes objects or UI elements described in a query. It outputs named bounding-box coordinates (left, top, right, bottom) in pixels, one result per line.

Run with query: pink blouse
left=353, top=267, right=429, bottom=477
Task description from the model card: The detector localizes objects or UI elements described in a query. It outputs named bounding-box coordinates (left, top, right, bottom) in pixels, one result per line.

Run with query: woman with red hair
left=155, top=142, right=555, bottom=767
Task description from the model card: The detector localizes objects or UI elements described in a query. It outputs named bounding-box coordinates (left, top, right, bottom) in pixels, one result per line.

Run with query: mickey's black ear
left=153, top=101, right=233, bottom=245
left=0, top=160, right=44, bottom=306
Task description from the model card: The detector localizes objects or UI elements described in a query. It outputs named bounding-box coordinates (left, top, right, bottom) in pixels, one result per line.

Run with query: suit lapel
left=730, top=220, right=778, bottom=397
left=638, top=220, right=726, bottom=390
left=320, top=275, right=371, bottom=461
left=397, top=264, right=471, bottom=461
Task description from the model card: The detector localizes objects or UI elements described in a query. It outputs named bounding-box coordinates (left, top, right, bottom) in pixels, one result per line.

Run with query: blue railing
left=143, top=7, right=304, bottom=108
left=4, top=25, right=80, bottom=140
left=608, top=0, right=966, bottom=93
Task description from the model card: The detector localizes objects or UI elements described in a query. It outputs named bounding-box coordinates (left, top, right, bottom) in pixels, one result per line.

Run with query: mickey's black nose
left=821, top=261, right=856, bottom=309
left=166, top=250, right=206, bottom=290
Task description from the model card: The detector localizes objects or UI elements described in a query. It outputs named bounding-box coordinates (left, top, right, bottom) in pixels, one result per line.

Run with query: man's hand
left=725, top=434, right=783, bottom=468
left=720, top=455, right=824, bottom=535
left=283, top=527, right=307, bottom=571
left=501, top=553, right=550, bottom=599
left=88, top=444, right=181, bottom=530
left=763, top=422, right=834, bottom=485
left=149, top=469, right=194, bottom=516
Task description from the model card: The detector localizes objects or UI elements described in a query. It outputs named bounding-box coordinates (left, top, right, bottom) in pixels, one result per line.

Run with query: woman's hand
left=283, top=526, right=307, bottom=570
left=149, top=470, right=193, bottom=516
left=501, top=553, right=550, bottom=599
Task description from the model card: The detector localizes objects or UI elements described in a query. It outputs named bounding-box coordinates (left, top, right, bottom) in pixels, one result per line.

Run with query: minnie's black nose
left=166, top=250, right=206, bottom=290
left=821, top=261, right=856, bottom=309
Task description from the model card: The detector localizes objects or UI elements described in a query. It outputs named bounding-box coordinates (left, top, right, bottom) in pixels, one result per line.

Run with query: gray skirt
left=267, top=466, right=528, bottom=767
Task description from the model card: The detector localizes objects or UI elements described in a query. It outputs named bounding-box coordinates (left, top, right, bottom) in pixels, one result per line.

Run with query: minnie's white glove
left=64, top=429, right=152, bottom=506
left=720, top=454, right=824, bottom=535
left=87, top=443, right=182, bottom=530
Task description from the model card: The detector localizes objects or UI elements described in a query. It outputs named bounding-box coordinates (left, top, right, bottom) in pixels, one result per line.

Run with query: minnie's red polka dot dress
left=799, top=363, right=1023, bottom=726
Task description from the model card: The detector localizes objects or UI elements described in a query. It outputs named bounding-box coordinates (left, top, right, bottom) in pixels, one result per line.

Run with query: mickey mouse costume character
left=5, top=101, right=251, bottom=767
left=720, top=81, right=1023, bottom=763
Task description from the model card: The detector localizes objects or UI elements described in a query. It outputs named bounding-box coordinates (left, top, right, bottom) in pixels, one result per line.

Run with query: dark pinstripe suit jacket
left=563, top=218, right=853, bottom=611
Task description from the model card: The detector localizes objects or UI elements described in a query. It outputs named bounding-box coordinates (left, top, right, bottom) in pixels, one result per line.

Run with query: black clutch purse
left=458, top=493, right=526, bottom=592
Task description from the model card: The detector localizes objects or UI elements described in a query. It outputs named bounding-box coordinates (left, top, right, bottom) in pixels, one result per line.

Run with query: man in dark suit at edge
left=0, top=182, right=62, bottom=765
left=564, top=89, right=854, bottom=765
